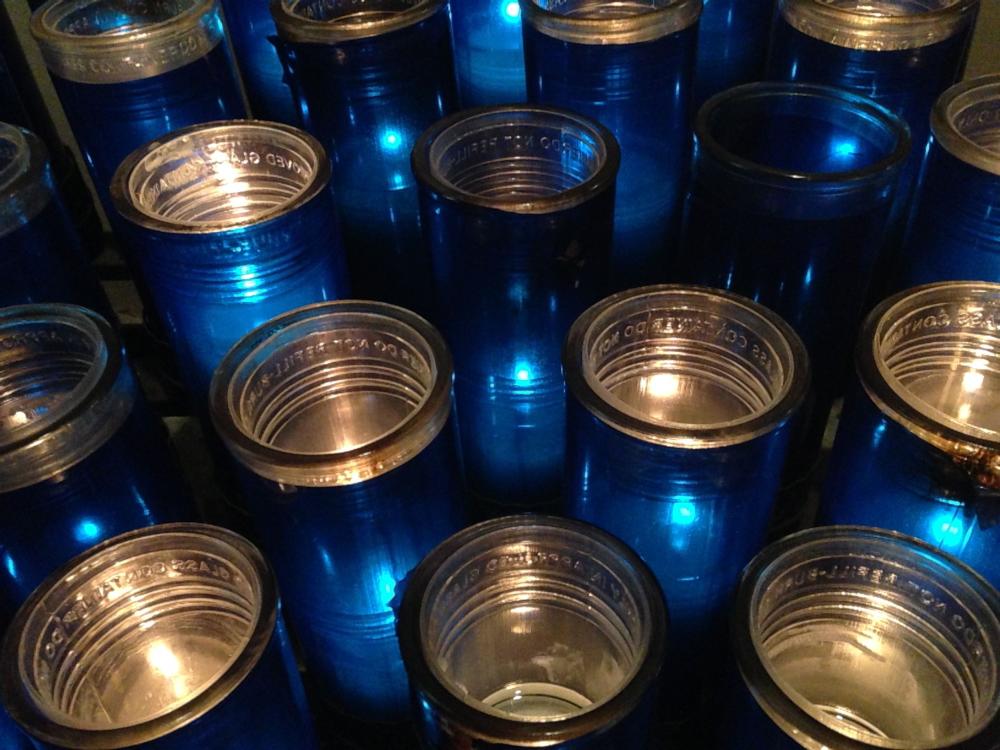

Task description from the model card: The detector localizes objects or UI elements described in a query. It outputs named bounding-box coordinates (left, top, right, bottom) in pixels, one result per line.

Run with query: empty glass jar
left=823, top=282, right=1000, bottom=589
left=0, top=524, right=317, bottom=749
left=398, top=515, right=667, bottom=748
left=211, top=301, right=465, bottom=721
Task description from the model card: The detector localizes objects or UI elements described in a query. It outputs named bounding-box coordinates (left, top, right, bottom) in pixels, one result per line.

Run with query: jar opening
left=419, top=520, right=655, bottom=723
left=16, top=529, right=261, bottom=733
left=804, top=0, right=963, bottom=17
left=124, top=123, right=321, bottom=231
left=43, top=0, right=201, bottom=37
left=283, top=0, right=429, bottom=23
left=427, top=108, right=608, bottom=207
left=0, top=126, right=31, bottom=193
left=531, top=0, right=676, bottom=18
left=951, top=85, right=1000, bottom=156
left=875, top=284, right=1000, bottom=444
left=747, top=532, right=1000, bottom=748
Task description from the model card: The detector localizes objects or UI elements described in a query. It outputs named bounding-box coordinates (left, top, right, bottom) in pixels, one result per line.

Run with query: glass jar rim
left=397, top=515, right=668, bottom=745
left=777, top=0, right=980, bottom=51
left=563, top=284, right=810, bottom=448
left=0, top=305, right=133, bottom=493
left=931, top=74, right=1000, bottom=178
left=0, top=124, right=52, bottom=237
left=111, top=120, right=331, bottom=236
left=270, top=0, right=445, bottom=43
left=412, top=104, right=621, bottom=215
left=0, top=523, right=276, bottom=750
left=520, top=0, right=702, bottom=44
left=732, top=525, right=1000, bottom=750
left=696, top=82, right=911, bottom=190
left=209, top=300, right=453, bottom=488
left=858, top=282, right=1000, bottom=453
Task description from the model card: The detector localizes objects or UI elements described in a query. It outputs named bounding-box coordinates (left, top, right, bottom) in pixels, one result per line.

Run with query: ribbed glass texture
left=823, top=283, right=1000, bottom=590
left=414, top=106, right=619, bottom=513
left=450, top=0, right=526, bottom=106
left=728, top=527, right=1000, bottom=750
left=692, top=0, right=774, bottom=110
left=0, top=123, right=107, bottom=313
left=221, top=0, right=300, bottom=123
left=31, top=0, right=246, bottom=212
left=677, top=83, right=909, bottom=472
left=112, top=121, right=348, bottom=401
left=0, top=525, right=317, bottom=750
left=522, top=0, right=700, bottom=289
left=397, top=516, right=667, bottom=749
left=211, top=302, right=465, bottom=722
left=564, top=285, right=808, bottom=726
left=272, top=0, right=458, bottom=315
left=0, top=306, right=189, bottom=626
left=897, top=76, right=1000, bottom=287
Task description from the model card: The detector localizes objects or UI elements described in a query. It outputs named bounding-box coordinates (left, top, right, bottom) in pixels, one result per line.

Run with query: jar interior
left=0, top=316, right=101, bottom=444
left=18, top=531, right=259, bottom=731
left=877, top=287, right=1000, bottom=440
left=421, top=523, right=651, bottom=722
left=45, top=0, right=200, bottom=36
left=284, top=0, right=426, bottom=23
left=753, top=539, right=1000, bottom=747
left=584, top=291, right=793, bottom=429
left=533, top=0, right=671, bottom=18
left=798, top=0, right=962, bottom=15
left=952, top=86, right=1000, bottom=156
left=232, top=312, right=435, bottom=455
left=428, top=109, right=606, bottom=201
left=127, top=124, right=319, bottom=229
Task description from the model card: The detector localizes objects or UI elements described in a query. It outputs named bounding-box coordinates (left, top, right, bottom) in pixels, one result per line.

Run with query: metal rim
left=270, top=0, right=444, bottom=43
left=397, top=514, right=668, bottom=746
left=931, top=74, right=1000, bottom=178
left=519, top=0, right=702, bottom=44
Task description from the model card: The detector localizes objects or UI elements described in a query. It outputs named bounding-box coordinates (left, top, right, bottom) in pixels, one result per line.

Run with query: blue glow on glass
left=929, top=508, right=965, bottom=550
left=3, top=553, right=16, bottom=581
left=502, top=1, right=521, bottom=21
left=514, top=363, right=534, bottom=383
left=872, top=421, right=887, bottom=448
left=671, top=501, right=698, bottom=526
left=73, top=519, right=102, bottom=545
left=831, top=138, right=860, bottom=160
left=380, top=129, right=404, bottom=152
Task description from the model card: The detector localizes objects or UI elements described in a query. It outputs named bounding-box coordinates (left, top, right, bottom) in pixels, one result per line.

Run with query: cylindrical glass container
left=271, top=0, right=459, bottom=315
left=0, top=305, right=189, bottom=625
left=450, top=0, right=526, bottom=106
left=0, top=524, right=318, bottom=750
left=414, top=106, right=619, bottom=512
left=0, top=123, right=107, bottom=313
left=522, top=0, right=700, bottom=289
left=897, top=76, right=1000, bottom=288
left=111, top=121, right=348, bottom=402
left=221, top=0, right=300, bottom=124
left=822, top=282, right=1000, bottom=590
left=729, top=526, right=1000, bottom=749
left=210, top=301, right=465, bottom=722
left=677, top=83, right=909, bottom=473
left=398, top=515, right=667, bottom=749
left=692, top=0, right=774, bottom=110
left=564, top=284, right=809, bottom=723
left=30, top=0, right=247, bottom=212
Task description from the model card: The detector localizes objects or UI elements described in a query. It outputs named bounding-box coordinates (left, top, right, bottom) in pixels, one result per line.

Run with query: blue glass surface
left=221, top=0, right=300, bottom=123
left=0, top=52, right=29, bottom=129
left=449, top=0, right=527, bottom=106
left=51, top=42, right=245, bottom=212
left=278, top=7, right=458, bottom=315
left=236, top=428, right=464, bottom=722
left=0, top=710, right=31, bottom=750
left=692, top=0, right=774, bottom=110
left=677, top=84, right=907, bottom=470
left=0, top=396, right=189, bottom=626
left=822, top=388, right=1000, bottom=590
left=566, top=399, right=793, bottom=722
left=523, top=19, right=697, bottom=288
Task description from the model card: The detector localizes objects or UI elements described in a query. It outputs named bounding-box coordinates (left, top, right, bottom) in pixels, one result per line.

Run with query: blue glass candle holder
left=522, top=0, right=701, bottom=289
left=822, top=282, right=1000, bottom=589
left=692, top=0, right=774, bottom=110
left=271, top=0, right=458, bottom=315
left=413, top=105, right=619, bottom=513
left=398, top=515, right=667, bottom=748
left=0, top=305, right=190, bottom=625
left=563, top=285, right=808, bottom=724
left=897, top=76, right=1000, bottom=288
left=450, top=0, right=526, bottom=106
left=677, top=83, right=909, bottom=473
left=220, top=0, right=299, bottom=123
left=0, top=123, right=106, bottom=313
left=211, top=301, right=465, bottom=722
left=728, top=526, right=1000, bottom=750
left=1, top=524, right=318, bottom=750
left=111, top=121, right=349, bottom=402
left=30, top=0, right=247, bottom=212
